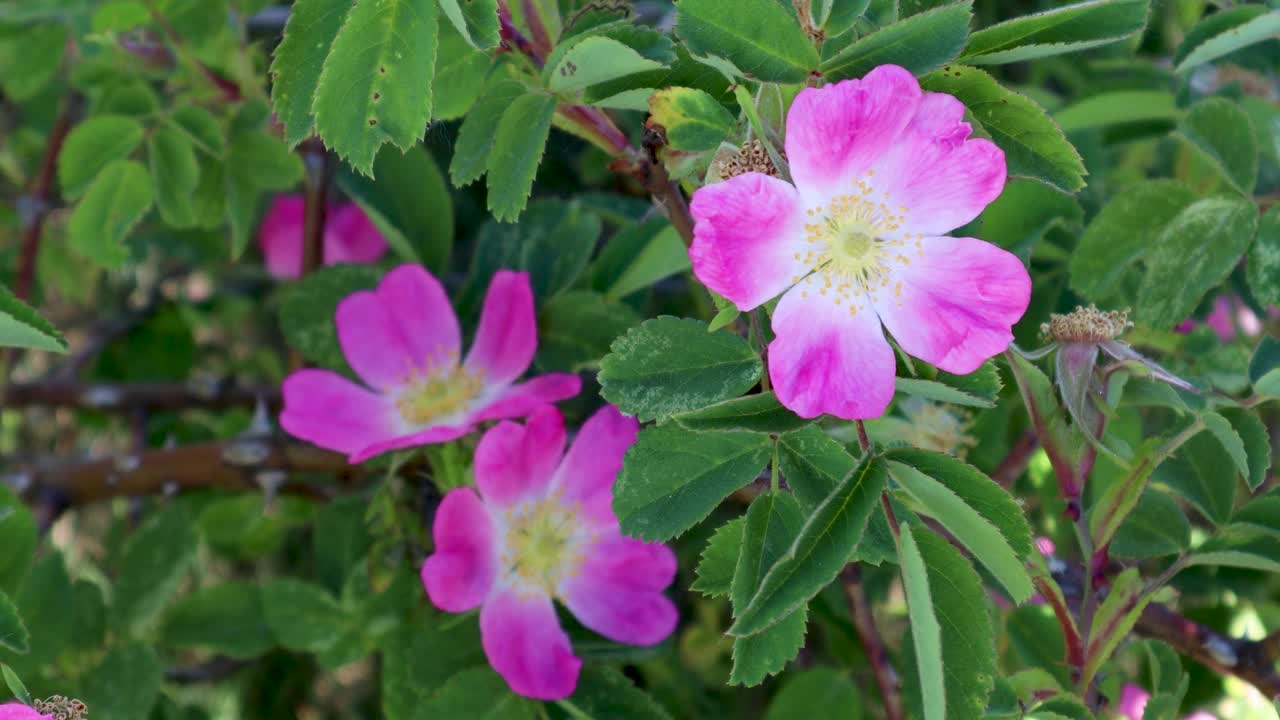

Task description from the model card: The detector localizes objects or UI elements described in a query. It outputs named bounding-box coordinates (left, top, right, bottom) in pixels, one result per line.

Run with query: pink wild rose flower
left=689, top=64, right=1031, bottom=419
left=0, top=704, right=52, bottom=720
left=280, top=265, right=581, bottom=463
left=258, top=195, right=389, bottom=279
left=421, top=405, right=678, bottom=700
left=1116, top=684, right=1219, bottom=720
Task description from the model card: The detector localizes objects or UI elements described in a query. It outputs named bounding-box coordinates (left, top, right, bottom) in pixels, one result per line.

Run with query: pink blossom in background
left=280, top=265, right=581, bottom=463
left=1175, top=295, right=1262, bottom=341
left=688, top=64, right=1030, bottom=420
left=421, top=405, right=677, bottom=700
left=0, top=704, right=52, bottom=720
left=1115, top=684, right=1219, bottom=720
left=258, top=195, right=389, bottom=279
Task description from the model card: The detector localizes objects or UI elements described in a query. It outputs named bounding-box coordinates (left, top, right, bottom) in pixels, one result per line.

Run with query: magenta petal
left=872, top=236, right=1030, bottom=375
left=768, top=285, right=896, bottom=420
left=258, top=195, right=305, bottom=279
left=375, top=264, right=461, bottom=370
left=480, top=590, right=581, bottom=700
left=561, top=533, right=677, bottom=645
left=784, top=65, right=921, bottom=198
left=474, top=406, right=566, bottom=507
left=0, top=704, right=53, bottom=720
left=689, top=172, right=810, bottom=311
left=551, top=405, right=638, bottom=527
left=470, top=374, right=582, bottom=423
left=325, top=203, right=388, bottom=265
left=422, top=487, right=498, bottom=612
left=1117, top=684, right=1149, bottom=720
left=464, top=270, right=537, bottom=386
left=279, top=369, right=397, bottom=454
left=348, top=423, right=472, bottom=464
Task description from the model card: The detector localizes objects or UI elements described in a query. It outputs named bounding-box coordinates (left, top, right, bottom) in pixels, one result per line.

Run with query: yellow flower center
left=792, top=170, right=924, bottom=316
left=395, top=363, right=483, bottom=426
left=502, top=497, right=590, bottom=596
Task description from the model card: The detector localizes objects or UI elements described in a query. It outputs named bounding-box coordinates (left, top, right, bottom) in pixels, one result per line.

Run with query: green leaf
left=894, top=361, right=1003, bottom=408
left=674, top=392, right=809, bottom=434
left=67, top=159, right=152, bottom=269
left=485, top=92, right=557, bottom=221
left=312, top=0, right=438, bottom=174
left=1174, top=6, right=1280, bottom=74
left=1190, top=535, right=1280, bottom=574
left=920, top=65, right=1085, bottom=193
left=822, top=2, right=973, bottom=81
left=537, top=290, right=640, bottom=372
left=1220, top=407, right=1270, bottom=491
left=648, top=86, right=737, bottom=152
left=459, top=199, right=602, bottom=309
left=675, top=0, right=820, bottom=83
left=1246, top=206, right=1280, bottom=307
left=776, top=426, right=851, bottom=513
left=0, top=489, right=36, bottom=594
left=450, top=79, right=527, bottom=187
left=600, top=316, right=763, bottom=422
left=1202, top=410, right=1250, bottom=483
left=899, top=525, right=946, bottom=720
left=58, top=115, right=145, bottom=201
left=730, top=457, right=888, bottom=636
left=961, top=0, right=1149, bottom=65
left=1158, top=431, right=1238, bottom=527
left=147, top=126, right=200, bottom=227
left=590, top=219, right=690, bottom=301
left=547, top=36, right=665, bottom=93
left=1250, top=336, right=1280, bottom=397
left=270, top=0, right=353, bottom=146
left=262, top=578, right=350, bottom=652
left=3, top=553, right=71, bottom=668
left=278, top=264, right=381, bottom=371
left=113, top=501, right=198, bottom=634
left=559, top=666, right=674, bottom=720
left=0, top=285, right=66, bottom=353
left=1177, top=98, right=1259, bottom=194
left=2, top=663, right=30, bottom=706
left=1069, top=180, right=1197, bottom=301
left=900, top=529, right=997, bottom=720
left=225, top=129, right=306, bottom=258
left=438, top=0, right=499, bottom=49
left=614, top=426, right=772, bottom=541
left=421, top=667, right=538, bottom=719
left=692, top=516, right=745, bottom=597
left=0, top=23, right=66, bottom=100
left=888, top=460, right=1032, bottom=602
left=1110, top=488, right=1190, bottom=558
left=765, top=668, right=862, bottom=720
left=1053, top=90, right=1178, bottom=133
left=337, top=144, right=453, bottom=272
left=731, top=492, right=808, bottom=686
left=433, top=17, right=490, bottom=120
left=0, top=592, right=27, bottom=654
left=1082, top=568, right=1154, bottom=690
left=161, top=582, right=275, bottom=659
left=979, top=178, right=1083, bottom=255
left=1136, top=195, right=1259, bottom=328
left=80, top=643, right=163, bottom=720
left=382, top=615, right=485, bottom=719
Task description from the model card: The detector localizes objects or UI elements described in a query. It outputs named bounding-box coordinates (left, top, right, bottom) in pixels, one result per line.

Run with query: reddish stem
left=15, top=96, right=77, bottom=302
left=842, top=565, right=905, bottom=720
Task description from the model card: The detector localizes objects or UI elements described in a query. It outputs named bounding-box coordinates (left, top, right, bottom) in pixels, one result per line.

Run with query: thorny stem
left=841, top=565, right=905, bottom=720
left=299, top=139, right=331, bottom=277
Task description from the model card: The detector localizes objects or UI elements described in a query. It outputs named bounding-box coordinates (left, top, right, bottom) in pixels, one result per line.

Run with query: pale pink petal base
left=872, top=236, right=1030, bottom=375
left=474, top=406, right=566, bottom=507
left=689, top=173, right=810, bottom=311
left=279, top=370, right=398, bottom=455
left=768, top=286, right=897, bottom=420
left=552, top=405, right=638, bottom=527
left=421, top=488, right=498, bottom=612
left=561, top=534, right=678, bottom=646
left=348, top=423, right=472, bottom=464
left=471, top=374, right=582, bottom=423
left=465, top=270, right=537, bottom=386
left=480, top=590, right=582, bottom=700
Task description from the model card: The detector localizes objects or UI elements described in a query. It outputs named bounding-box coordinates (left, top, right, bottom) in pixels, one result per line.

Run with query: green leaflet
left=1054, top=90, right=1178, bottom=132
left=160, top=582, right=275, bottom=660
left=675, top=0, right=819, bottom=83
left=312, top=0, right=438, bottom=174
left=451, top=79, right=529, bottom=187
left=894, top=361, right=1003, bottom=408
left=822, top=2, right=973, bottom=81
left=80, top=643, right=163, bottom=720
left=1177, top=97, right=1259, bottom=195
left=58, top=114, right=145, bottom=200
left=692, top=516, right=746, bottom=597
left=0, top=591, right=27, bottom=654
left=613, top=426, right=772, bottom=541
left=147, top=126, right=200, bottom=227
left=485, top=92, right=557, bottom=221
left=1082, top=568, right=1155, bottom=690
left=438, top=0, right=500, bottom=49
left=420, top=667, right=537, bottom=719
left=536, top=290, right=641, bottom=372
left=67, top=160, right=153, bottom=269
left=674, top=392, right=810, bottom=434
left=765, top=668, right=863, bottom=720
left=648, top=86, right=737, bottom=152
left=546, top=36, right=665, bottom=94
left=0, top=285, right=66, bottom=353
left=1174, top=6, right=1280, bottom=74
left=961, top=0, right=1150, bottom=65
left=729, top=457, right=888, bottom=636
left=899, top=525, right=946, bottom=720
left=262, top=578, right=350, bottom=653
left=270, top=0, right=353, bottom=146
left=1246, top=206, right=1280, bottom=307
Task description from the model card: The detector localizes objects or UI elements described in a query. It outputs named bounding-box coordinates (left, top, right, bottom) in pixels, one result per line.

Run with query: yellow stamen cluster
left=1040, top=305, right=1132, bottom=343
left=394, top=351, right=483, bottom=426
left=502, top=494, right=593, bottom=597
left=795, top=170, right=920, bottom=316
